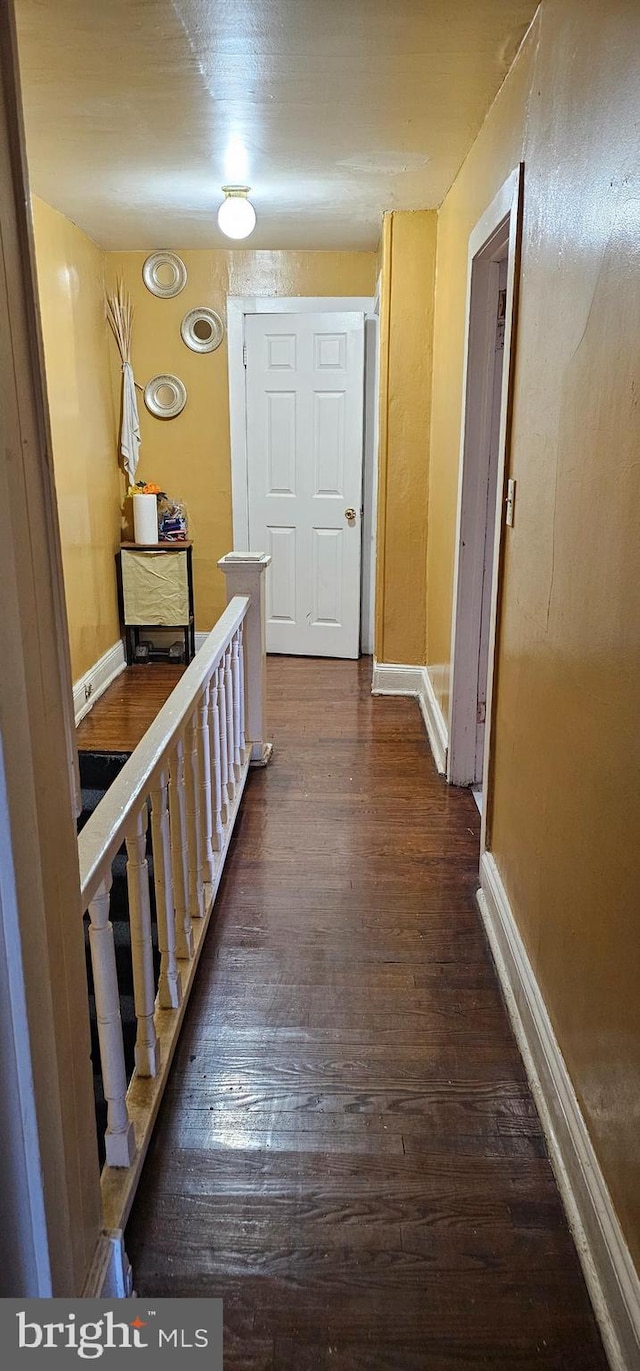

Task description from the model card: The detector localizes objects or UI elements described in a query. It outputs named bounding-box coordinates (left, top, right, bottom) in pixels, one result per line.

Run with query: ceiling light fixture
left=217, top=186, right=256, bottom=240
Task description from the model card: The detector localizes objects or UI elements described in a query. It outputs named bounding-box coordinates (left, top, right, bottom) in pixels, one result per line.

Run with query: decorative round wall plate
left=142, top=251, right=187, bottom=298
left=181, top=306, right=224, bottom=353
left=144, top=373, right=187, bottom=419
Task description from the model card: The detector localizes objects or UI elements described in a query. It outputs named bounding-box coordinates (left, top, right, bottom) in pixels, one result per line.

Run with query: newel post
left=218, top=552, right=272, bottom=766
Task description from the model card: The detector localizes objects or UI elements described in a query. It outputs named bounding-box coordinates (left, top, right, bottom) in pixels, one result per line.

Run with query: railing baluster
left=217, top=660, right=229, bottom=826
left=209, top=670, right=224, bottom=852
left=125, top=805, right=160, bottom=1077
left=87, top=877, right=136, bottom=1167
left=198, top=682, right=215, bottom=884
left=186, top=711, right=205, bottom=917
left=169, top=736, right=194, bottom=959
left=150, top=767, right=182, bottom=1010
left=238, top=622, right=247, bottom=764
left=224, top=643, right=236, bottom=801
left=231, top=631, right=242, bottom=780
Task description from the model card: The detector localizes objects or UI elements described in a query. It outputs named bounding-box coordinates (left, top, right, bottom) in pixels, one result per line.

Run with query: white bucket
left=132, top=492, right=158, bottom=544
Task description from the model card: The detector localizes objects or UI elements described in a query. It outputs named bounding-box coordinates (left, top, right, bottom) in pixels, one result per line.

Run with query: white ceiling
left=15, top=0, right=537, bottom=251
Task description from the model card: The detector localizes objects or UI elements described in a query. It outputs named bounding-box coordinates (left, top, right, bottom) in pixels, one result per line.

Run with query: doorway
left=245, top=310, right=364, bottom=658
left=448, top=168, right=523, bottom=831
left=227, top=296, right=377, bottom=658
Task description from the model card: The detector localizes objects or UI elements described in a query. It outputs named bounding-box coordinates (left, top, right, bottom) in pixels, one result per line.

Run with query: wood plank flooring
left=76, top=665, right=184, bottom=751
left=122, top=657, right=605, bottom=1368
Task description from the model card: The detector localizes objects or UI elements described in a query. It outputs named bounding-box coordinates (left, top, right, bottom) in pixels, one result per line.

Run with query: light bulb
left=217, top=187, right=257, bottom=240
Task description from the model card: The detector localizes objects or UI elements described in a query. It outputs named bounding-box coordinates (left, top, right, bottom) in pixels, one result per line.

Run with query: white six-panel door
left=245, top=312, right=365, bottom=657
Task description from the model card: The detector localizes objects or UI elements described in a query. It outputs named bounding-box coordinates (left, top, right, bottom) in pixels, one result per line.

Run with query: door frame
left=447, top=166, right=523, bottom=849
left=227, top=295, right=378, bottom=652
left=0, top=0, right=103, bottom=1293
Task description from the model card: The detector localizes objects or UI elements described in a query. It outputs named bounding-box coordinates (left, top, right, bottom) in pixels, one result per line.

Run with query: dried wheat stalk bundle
left=106, top=280, right=133, bottom=363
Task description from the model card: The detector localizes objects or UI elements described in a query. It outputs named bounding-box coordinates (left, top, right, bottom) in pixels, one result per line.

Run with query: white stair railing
left=78, top=553, right=270, bottom=1229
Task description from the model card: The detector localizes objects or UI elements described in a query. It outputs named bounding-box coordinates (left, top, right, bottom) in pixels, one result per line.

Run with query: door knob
left=344, top=507, right=357, bottom=524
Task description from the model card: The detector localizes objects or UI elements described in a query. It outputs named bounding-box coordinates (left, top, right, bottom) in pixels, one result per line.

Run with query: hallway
left=124, top=657, right=605, bottom=1368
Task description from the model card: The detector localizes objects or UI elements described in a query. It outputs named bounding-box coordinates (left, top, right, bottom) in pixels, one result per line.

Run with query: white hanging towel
left=121, top=360, right=141, bottom=484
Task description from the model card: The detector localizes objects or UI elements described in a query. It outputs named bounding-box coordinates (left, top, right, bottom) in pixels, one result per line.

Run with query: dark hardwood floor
left=122, top=656, right=605, bottom=1368
left=77, top=664, right=184, bottom=751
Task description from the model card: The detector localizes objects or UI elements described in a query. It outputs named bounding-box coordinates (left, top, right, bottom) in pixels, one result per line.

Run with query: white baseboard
left=372, top=661, right=423, bottom=697
left=417, top=666, right=448, bottom=775
left=372, top=661, right=448, bottom=775
left=82, top=1229, right=133, bottom=1297
left=478, top=851, right=640, bottom=1371
left=195, top=631, right=208, bottom=652
left=73, top=640, right=126, bottom=726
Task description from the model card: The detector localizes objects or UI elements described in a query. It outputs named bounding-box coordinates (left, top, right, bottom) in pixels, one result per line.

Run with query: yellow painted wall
left=106, top=250, right=376, bottom=630
left=375, top=211, right=437, bottom=664
left=31, top=197, right=120, bottom=683
left=427, top=0, right=640, bottom=1265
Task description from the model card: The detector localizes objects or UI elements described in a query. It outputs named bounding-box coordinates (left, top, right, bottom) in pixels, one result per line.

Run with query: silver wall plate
left=144, top=373, right=187, bottom=419
left=181, top=306, right=224, bottom=353
left=142, top=251, right=187, bottom=298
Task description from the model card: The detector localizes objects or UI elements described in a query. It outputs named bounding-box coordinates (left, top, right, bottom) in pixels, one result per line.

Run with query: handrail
left=79, top=594, right=249, bottom=908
